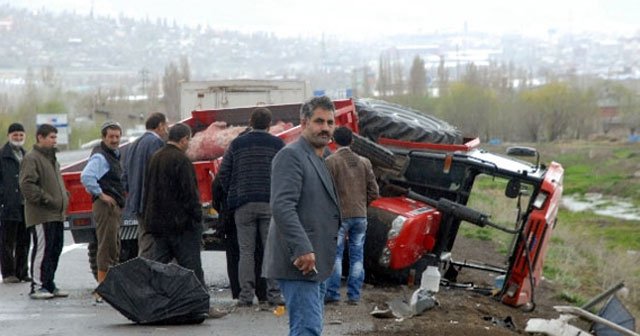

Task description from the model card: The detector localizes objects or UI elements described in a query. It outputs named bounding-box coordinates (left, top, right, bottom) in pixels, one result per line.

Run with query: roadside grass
left=462, top=162, right=640, bottom=318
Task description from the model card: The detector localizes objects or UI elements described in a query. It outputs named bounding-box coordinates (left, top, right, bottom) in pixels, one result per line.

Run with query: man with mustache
left=263, top=96, right=341, bottom=336
left=0, top=123, right=30, bottom=284
left=81, top=121, right=125, bottom=302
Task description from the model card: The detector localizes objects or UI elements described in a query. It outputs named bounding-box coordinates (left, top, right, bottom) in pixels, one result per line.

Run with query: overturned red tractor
left=62, top=98, right=563, bottom=309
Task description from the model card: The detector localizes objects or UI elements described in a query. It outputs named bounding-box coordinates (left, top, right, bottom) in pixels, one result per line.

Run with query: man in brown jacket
left=19, top=124, right=69, bottom=300
left=324, top=126, right=379, bottom=305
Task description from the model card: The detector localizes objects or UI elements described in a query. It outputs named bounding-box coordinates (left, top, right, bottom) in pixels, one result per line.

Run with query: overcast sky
left=5, top=0, right=638, bottom=39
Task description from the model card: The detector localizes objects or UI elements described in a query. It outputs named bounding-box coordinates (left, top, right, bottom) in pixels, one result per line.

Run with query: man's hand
left=99, top=193, right=117, bottom=208
left=293, top=252, right=316, bottom=275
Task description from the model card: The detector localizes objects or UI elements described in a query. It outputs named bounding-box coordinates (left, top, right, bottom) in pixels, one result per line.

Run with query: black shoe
left=268, top=297, right=285, bottom=306
left=236, top=300, right=253, bottom=307
left=20, top=276, right=32, bottom=282
left=346, top=299, right=360, bottom=306
left=324, top=298, right=340, bottom=305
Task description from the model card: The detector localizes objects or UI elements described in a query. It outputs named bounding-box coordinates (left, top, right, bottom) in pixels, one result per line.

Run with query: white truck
left=179, top=79, right=312, bottom=119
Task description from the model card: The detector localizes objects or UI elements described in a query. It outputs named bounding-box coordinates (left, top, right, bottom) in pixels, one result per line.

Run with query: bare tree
left=437, top=55, right=449, bottom=97
left=162, top=57, right=190, bottom=121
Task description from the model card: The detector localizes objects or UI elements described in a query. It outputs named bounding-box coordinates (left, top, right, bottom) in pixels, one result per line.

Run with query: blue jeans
left=278, top=280, right=326, bottom=336
left=324, top=217, right=367, bottom=302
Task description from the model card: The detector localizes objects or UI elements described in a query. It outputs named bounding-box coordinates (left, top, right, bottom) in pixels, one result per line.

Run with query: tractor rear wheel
left=355, top=99, right=462, bottom=144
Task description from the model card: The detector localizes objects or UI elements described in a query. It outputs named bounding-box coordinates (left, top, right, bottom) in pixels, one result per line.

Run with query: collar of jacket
left=298, top=136, right=332, bottom=159
left=99, top=140, right=120, bottom=160
left=2, top=142, right=25, bottom=160
left=33, top=144, right=57, bottom=163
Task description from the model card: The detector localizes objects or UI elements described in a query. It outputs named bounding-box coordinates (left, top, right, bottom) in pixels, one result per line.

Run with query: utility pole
left=139, top=68, right=150, bottom=96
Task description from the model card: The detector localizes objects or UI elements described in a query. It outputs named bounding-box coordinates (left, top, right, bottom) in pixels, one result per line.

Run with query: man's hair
left=145, top=112, right=167, bottom=130
left=333, top=126, right=353, bottom=146
left=168, top=123, right=191, bottom=142
left=300, top=96, right=335, bottom=120
left=249, top=107, right=272, bottom=130
left=36, top=124, right=58, bottom=140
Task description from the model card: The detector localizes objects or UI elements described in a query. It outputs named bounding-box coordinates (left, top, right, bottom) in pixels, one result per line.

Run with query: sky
left=5, top=0, right=639, bottom=39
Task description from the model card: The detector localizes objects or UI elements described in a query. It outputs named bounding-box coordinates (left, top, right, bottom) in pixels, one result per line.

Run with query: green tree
left=439, top=82, right=497, bottom=140
left=408, top=55, right=427, bottom=96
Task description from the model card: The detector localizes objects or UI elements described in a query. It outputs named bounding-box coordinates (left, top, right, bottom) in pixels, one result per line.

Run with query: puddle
left=562, top=193, right=640, bottom=221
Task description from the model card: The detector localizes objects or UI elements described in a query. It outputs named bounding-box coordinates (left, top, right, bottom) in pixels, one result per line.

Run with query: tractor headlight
left=388, top=216, right=407, bottom=239
left=379, top=247, right=392, bottom=267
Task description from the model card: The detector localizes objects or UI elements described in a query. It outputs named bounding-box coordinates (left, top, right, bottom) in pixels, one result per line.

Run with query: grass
left=461, top=142, right=640, bottom=318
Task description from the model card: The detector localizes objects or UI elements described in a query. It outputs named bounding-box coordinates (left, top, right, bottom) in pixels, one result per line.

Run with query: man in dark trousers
left=263, top=96, right=341, bottom=335
left=324, top=126, right=379, bottom=305
left=218, top=107, right=285, bottom=306
left=211, top=176, right=267, bottom=301
left=19, top=124, right=69, bottom=299
left=81, top=121, right=125, bottom=299
left=0, top=123, right=30, bottom=284
left=143, top=123, right=204, bottom=285
left=122, top=112, right=167, bottom=258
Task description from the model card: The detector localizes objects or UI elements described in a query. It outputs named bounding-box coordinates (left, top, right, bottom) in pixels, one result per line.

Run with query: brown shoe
left=3, top=276, right=20, bottom=284
left=208, top=307, right=228, bottom=319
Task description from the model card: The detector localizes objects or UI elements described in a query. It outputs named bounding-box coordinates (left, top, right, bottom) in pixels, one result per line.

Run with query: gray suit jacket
left=263, top=137, right=341, bottom=282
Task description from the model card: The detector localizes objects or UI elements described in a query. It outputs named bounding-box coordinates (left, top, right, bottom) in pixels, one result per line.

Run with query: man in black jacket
left=0, top=123, right=29, bottom=283
left=218, top=108, right=285, bottom=306
left=143, top=123, right=204, bottom=286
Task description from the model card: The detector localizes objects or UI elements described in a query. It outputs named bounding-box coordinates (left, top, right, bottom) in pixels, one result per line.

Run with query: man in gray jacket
left=122, top=113, right=167, bottom=258
left=19, top=124, right=69, bottom=299
left=263, top=96, right=340, bottom=336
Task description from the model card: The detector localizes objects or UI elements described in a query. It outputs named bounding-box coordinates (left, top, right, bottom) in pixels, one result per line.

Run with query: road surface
left=0, top=232, right=374, bottom=335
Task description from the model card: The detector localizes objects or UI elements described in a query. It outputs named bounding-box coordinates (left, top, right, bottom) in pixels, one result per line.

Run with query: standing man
left=122, top=112, right=167, bottom=258
left=323, top=126, right=379, bottom=305
left=263, top=96, right=340, bottom=336
left=143, top=123, right=205, bottom=286
left=19, top=124, right=69, bottom=299
left=0, top=123, right=30, bottom=283
left=80, top=121, right=125, bottom=291
left=218, top=107, right=285, bottom=306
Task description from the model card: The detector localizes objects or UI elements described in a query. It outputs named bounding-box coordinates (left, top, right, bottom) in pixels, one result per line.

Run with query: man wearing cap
left=19, top=124, right=69, bottom=299
left=80, top=121, right=125, bottom=299
left=0, top=123, right=30, bottom=284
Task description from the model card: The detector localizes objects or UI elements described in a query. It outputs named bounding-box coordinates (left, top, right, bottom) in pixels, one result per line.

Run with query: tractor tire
left=355, top=98, right=463, bottom=144
left=350, top=133, right=398, bottom=171
left=364, top=206, right=427, bottom=285
left=87, top=239, right=139, bottom=281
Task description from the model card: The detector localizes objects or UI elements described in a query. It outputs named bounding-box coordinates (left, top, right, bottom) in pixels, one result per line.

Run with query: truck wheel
left=88, top=242, right=98, bottom=281
left=355, top=99, right=463, bottom=144
left=351, top=133, right=399, bottom=171
left=119, top=239, right=139, bottom=263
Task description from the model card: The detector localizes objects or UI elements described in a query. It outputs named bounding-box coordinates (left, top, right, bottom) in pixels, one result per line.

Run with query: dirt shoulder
left=337, top=235, right=568, bottom=335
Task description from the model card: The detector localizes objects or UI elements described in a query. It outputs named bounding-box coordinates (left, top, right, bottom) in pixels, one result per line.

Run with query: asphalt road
left=0, top=232, right=373, bottom=335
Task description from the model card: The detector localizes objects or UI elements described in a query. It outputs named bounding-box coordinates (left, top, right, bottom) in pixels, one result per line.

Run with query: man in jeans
left=218, top=107, right=285, bottom=306
left=264, top=96, right=341, bottom=335
left=324, top=126, right=379, bottom=305
left=19, top=124, right=69, bottom=299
